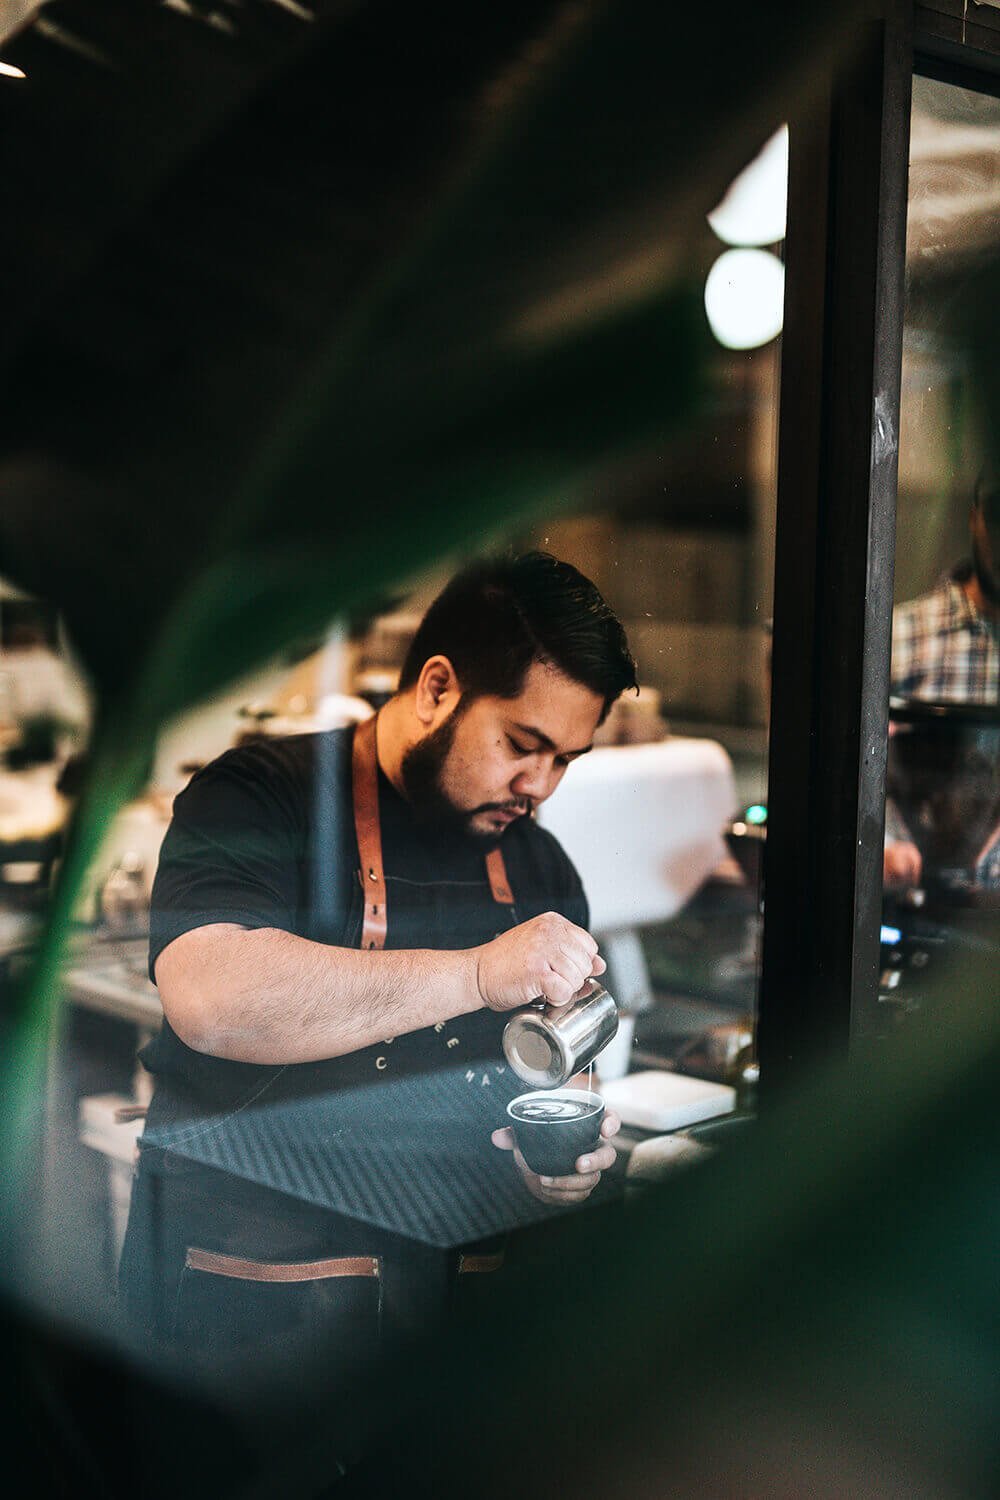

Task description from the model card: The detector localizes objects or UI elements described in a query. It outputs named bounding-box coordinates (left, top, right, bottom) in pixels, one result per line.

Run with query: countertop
left=61, top=930, right=161, bottom=1030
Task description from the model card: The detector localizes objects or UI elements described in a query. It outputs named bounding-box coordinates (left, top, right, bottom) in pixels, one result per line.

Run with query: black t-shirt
left=144, top=728, right=588, bottom=1125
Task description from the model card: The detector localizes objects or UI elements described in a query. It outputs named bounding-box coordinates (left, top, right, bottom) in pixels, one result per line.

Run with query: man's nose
left=511, top=762, right=555, bottom=803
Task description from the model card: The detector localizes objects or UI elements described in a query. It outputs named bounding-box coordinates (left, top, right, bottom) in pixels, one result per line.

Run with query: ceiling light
left=704, top=249, right=785, bottom=350
left=708, top=126, right=788, bottom=247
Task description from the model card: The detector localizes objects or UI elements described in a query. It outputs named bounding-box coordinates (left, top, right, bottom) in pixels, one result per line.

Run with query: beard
left=972, top=530, right=1000, bottom=608
left=400, top=707, right=526, bottom=843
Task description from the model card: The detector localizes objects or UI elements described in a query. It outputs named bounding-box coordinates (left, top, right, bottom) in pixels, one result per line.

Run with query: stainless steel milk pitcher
left=502, top=979, right=619, bottom=1089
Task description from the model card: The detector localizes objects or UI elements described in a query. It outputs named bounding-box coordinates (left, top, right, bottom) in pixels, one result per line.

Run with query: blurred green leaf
left=0, top=0, right=855, bottom=1128
left=317, top=950, right=1000, bottom=1500
left=1, top=0, right=847, bottom=709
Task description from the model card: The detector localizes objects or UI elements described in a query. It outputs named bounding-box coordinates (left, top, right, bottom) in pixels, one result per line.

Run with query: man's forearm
left=156, top=924, right=484, bottom=1064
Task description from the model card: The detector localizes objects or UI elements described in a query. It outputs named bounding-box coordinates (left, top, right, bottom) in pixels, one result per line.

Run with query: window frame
left=759, top=0, right=1000, bottom=1093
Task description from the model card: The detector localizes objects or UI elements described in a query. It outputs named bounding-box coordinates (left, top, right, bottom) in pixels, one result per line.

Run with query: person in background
left=0, top=601, right=90, bottom=763
left=884, top=470, right=999, bottom=889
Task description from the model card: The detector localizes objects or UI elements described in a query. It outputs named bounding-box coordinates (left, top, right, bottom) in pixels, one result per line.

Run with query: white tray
left=601, top=1070, right=736, bottom=1132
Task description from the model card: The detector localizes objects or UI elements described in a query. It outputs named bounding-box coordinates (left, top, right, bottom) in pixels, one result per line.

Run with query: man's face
left=401, top=659, right=604, bottom=840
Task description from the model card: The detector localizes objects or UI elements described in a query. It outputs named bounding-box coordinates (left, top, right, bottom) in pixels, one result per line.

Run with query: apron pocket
left=170, top=1248, right=383, bottom=1378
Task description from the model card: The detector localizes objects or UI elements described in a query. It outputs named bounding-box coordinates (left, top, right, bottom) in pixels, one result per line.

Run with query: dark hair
left=399, top=552, right=637, bottom=721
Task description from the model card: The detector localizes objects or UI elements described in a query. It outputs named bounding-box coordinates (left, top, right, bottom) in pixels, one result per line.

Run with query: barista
left=119, top=553, right=634, bottom=1358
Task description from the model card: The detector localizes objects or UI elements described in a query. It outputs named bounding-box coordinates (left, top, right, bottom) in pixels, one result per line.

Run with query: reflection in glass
left=881, top=75, right=1000, bottom=1022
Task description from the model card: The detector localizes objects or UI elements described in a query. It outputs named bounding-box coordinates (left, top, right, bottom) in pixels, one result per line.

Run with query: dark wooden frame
left=758, top=1, right=914, bottom=1090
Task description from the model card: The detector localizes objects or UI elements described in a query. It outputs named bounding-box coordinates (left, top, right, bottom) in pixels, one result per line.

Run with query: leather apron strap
left=352, top=715, right=515, bottom=950
left=484, top=847, right=514, bottom=906
left=353, top=715, right=388, bottom=950
left=185, top=1248, right=381, bottom=1283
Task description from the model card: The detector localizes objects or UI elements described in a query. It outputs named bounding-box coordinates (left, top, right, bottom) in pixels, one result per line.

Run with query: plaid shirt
left=890, top=563, right=999, bottom=706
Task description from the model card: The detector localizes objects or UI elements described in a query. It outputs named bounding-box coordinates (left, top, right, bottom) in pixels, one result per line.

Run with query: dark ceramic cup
left=506, top=1088, right=605, bottom=1178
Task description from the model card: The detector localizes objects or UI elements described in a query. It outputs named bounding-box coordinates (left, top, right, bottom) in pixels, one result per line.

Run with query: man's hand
left=884, top=839, right=922, bottom=890
left=474, top=912, right=606, bottom=1013
left=491, top=1112, right=620, bottom=1205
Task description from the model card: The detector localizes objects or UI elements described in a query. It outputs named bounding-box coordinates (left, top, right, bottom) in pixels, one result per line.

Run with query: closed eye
left=508, top=733, right=573, bottom=770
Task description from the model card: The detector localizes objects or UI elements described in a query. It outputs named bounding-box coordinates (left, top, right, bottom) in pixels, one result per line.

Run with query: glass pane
left=882, top=73, right=1000, bottom=1020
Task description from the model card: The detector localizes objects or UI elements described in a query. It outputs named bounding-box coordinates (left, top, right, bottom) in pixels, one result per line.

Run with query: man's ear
left=414, top=656, right=460, bottom=724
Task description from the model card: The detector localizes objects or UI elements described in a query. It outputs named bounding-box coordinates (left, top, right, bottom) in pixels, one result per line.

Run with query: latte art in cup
left=508, top=1097, right=601, bottom=1123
